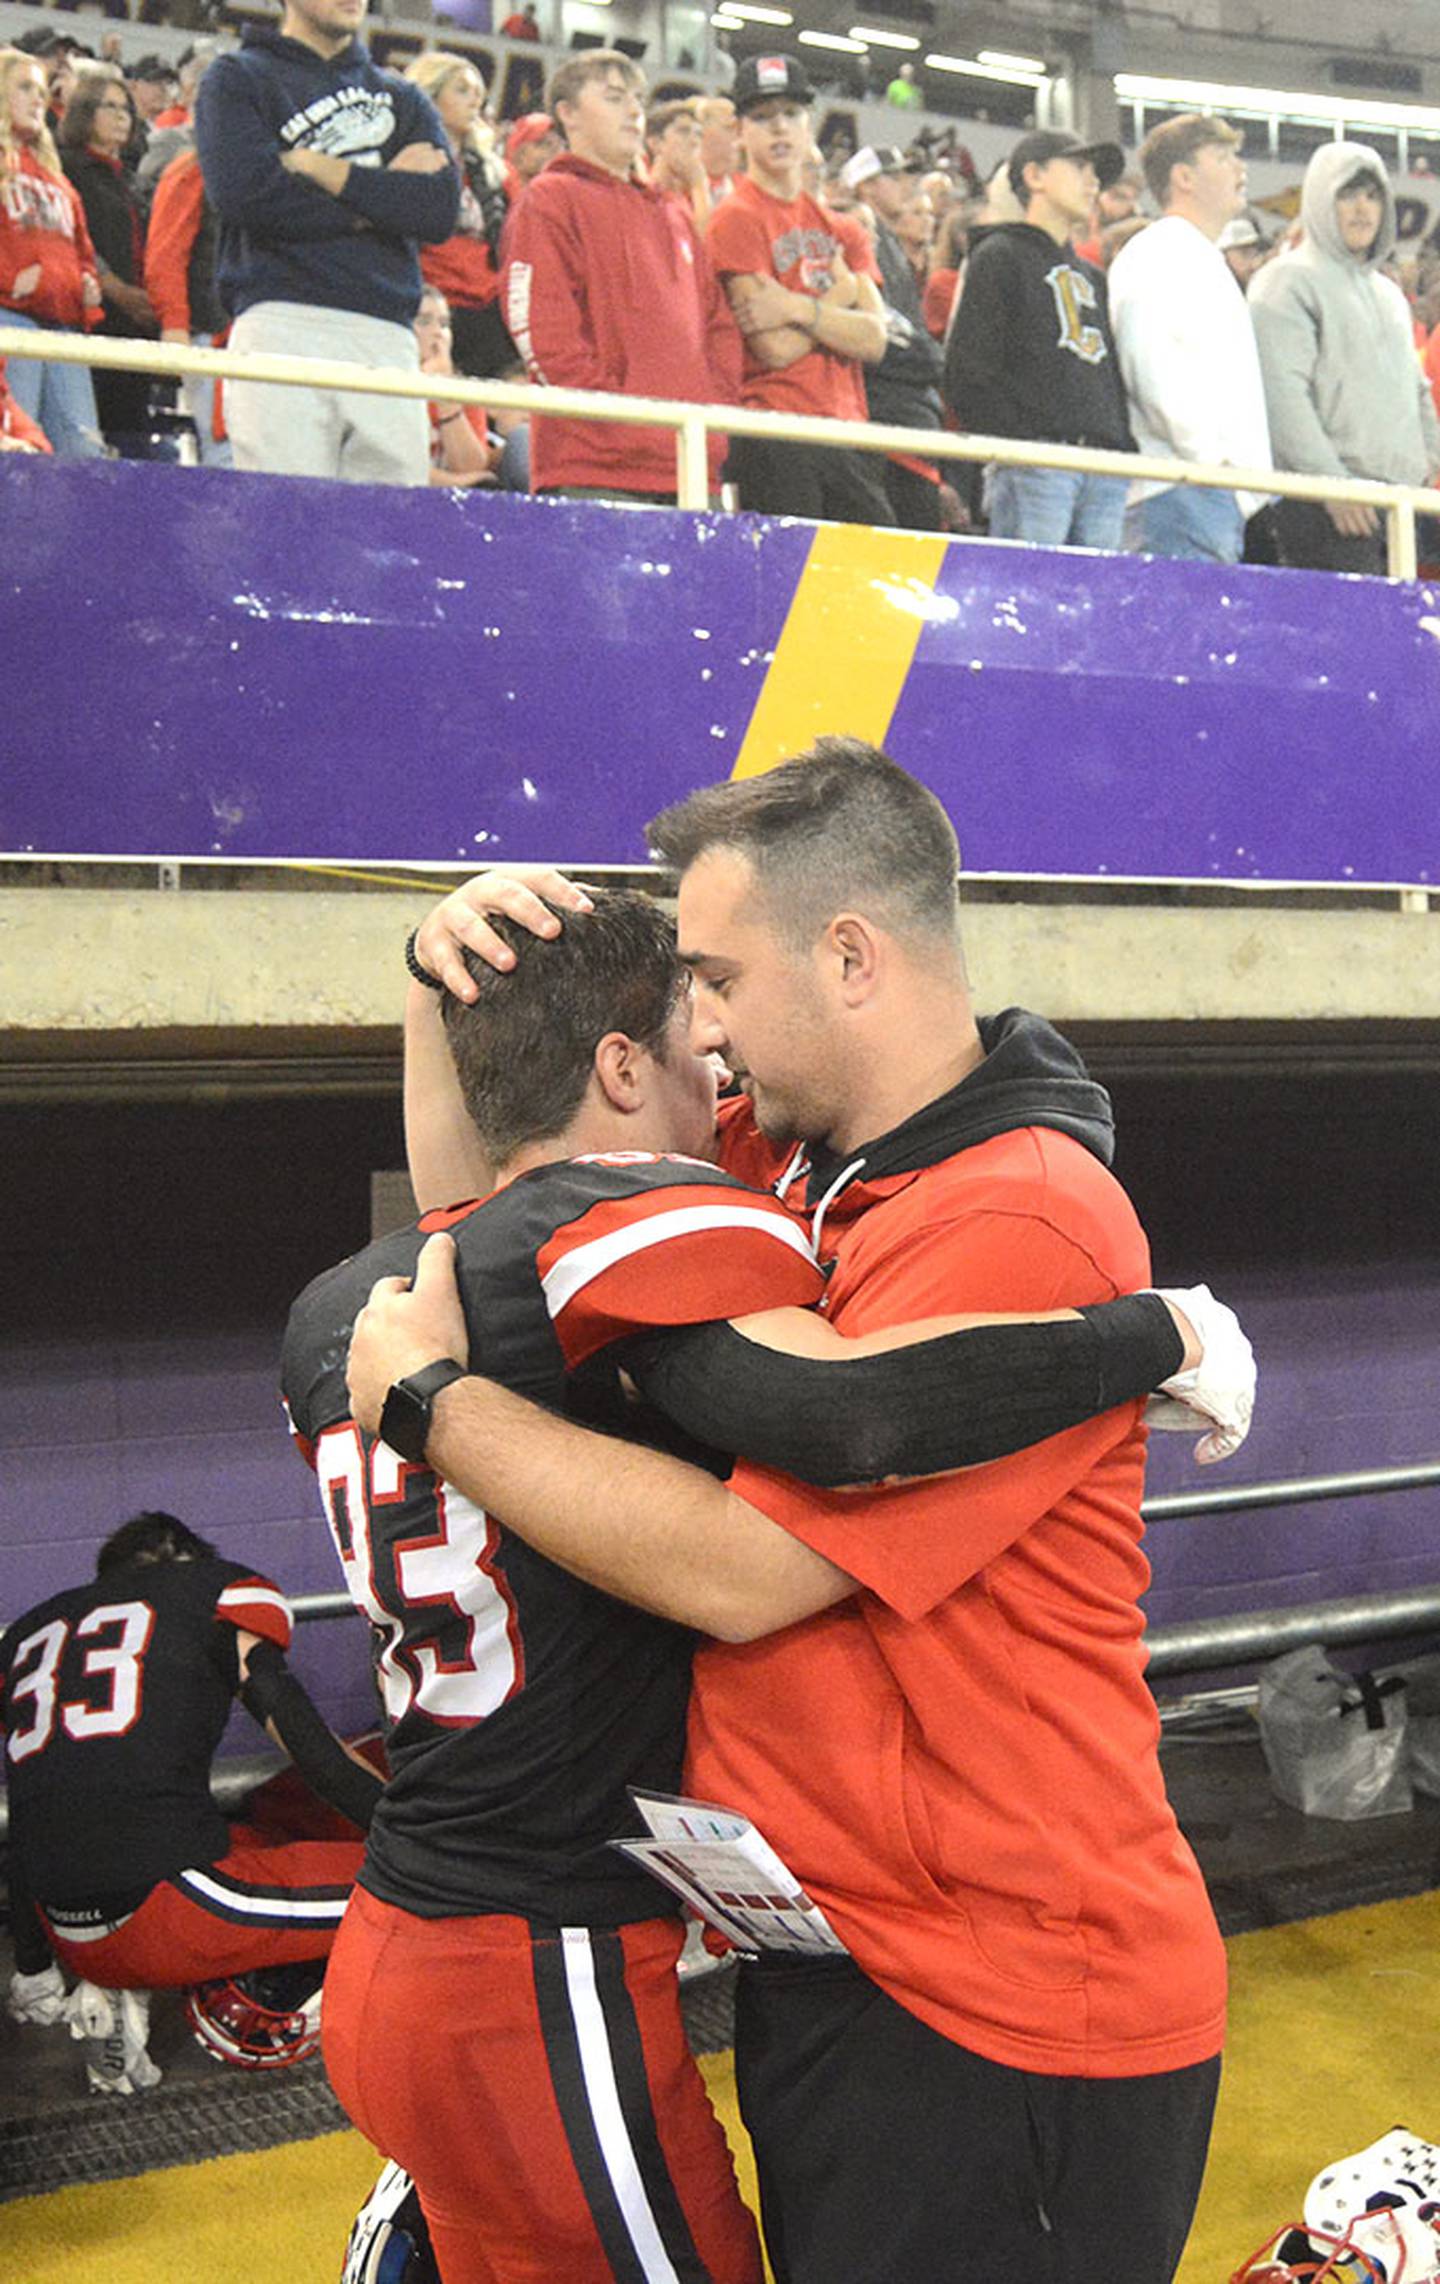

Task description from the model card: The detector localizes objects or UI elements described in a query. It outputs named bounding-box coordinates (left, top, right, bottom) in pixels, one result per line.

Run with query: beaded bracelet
left=405, top=928, right=445, bottom=990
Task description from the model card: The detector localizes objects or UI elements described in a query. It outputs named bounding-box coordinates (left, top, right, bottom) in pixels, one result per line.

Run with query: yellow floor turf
left=6, top=1895, right=1436, bottom=2283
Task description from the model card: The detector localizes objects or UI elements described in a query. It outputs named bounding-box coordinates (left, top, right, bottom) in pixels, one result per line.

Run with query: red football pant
left=39, top=1823, right=364, bottom=1987
left=323, top=1887, right=763, bottom=2284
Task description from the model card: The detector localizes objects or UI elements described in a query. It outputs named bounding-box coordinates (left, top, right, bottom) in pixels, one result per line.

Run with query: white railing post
left=675, top=414, right=710, bottom=512
left=1386, top=497, right=1418, bottom=582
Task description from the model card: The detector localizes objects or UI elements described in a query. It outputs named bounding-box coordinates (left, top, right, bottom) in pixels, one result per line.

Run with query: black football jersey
left=280, top=1152, right=824, bottom=1926
left=0, top=1557, right=293, bottom=1905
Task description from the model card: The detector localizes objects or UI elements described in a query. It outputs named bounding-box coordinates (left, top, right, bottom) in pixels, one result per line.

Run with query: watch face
left=379, top=1361, right=465, bottom=1467
left=379, top=1381, right=429, bottom=1467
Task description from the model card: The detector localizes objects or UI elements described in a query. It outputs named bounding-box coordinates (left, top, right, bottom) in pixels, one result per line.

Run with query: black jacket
left=865, top=213, right=943, bottom=436
left=62, top=147, right=143, bottom=286
left=944, top=222, right=1133, bottom=451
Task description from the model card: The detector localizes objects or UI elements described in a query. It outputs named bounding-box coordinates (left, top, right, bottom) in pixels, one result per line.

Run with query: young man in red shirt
left=345, top=750, right=1239, bottom=2284
left=502, top=50, right=740, bottom=504
left=706, top=53, right=893, bottom=523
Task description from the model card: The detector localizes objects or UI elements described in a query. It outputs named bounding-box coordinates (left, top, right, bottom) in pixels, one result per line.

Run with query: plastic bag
left=1408, top=1712, right=1440, bottom=1800
left=1257, top=1644, right=1411, bottom=1820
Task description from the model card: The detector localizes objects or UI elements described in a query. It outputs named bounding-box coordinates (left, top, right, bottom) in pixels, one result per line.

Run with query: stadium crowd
left=3, top=3, right=1440, bottom=567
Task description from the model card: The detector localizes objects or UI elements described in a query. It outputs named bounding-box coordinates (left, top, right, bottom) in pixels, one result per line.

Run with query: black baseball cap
left=732, top=54, right=815, bottom=114
left=1007, top=129, right=1124, bottom=198
left=127, top=54, right=180, bottom=85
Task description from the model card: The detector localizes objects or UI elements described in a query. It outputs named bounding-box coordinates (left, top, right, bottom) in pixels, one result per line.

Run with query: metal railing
left=2, top=325, right=1433, bottom=580
left=279, top=1458, right=1440, bottom=1679
left=0, top=1460, right=1435, bottom=1840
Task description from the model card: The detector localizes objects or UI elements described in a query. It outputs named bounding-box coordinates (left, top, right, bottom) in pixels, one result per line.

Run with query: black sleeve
left=623, top=1291, right=1183, bottom=1489
left=6, top=1851, right=55, bottom=1978
left=239, top=1641, right=383, bottom=1832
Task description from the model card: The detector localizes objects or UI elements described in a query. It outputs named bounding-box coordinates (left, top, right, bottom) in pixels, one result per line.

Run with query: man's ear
left=822, top=912, right=883, bottom=1006
left=593, top=1031, right=647, bottom=1115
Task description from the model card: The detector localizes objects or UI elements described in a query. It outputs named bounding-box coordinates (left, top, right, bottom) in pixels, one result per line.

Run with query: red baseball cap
left=506, top=112, right=558, bottom=159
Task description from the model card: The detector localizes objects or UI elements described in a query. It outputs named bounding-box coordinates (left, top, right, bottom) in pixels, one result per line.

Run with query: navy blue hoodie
left=196, top=27, right=459, bottom=326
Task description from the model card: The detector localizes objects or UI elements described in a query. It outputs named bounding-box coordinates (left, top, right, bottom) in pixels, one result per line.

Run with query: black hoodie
left=944, top=222, right=1133, bottom=451
left=800, top=1008, right=1115, bottom=1239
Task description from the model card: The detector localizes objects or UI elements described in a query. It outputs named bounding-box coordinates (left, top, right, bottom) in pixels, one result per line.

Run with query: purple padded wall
left=3, top=461, right=1438, bottom=883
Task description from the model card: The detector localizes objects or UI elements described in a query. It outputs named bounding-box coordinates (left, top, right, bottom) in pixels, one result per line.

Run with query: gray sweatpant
left=226, top=301, right=429, bottom=487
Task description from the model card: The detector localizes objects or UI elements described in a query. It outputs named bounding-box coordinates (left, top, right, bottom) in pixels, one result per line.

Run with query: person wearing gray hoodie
left=1249, top=141, right=1440, bottom=572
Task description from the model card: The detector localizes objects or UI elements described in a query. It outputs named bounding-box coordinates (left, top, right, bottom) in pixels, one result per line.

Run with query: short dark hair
left=1139, top=112, right=1240, bottom=209
left=97, top=1511, right=217, bottom=1574
left=441, top=887, right=687, bottom=1163
left=647, top=738, right=961, bottom=951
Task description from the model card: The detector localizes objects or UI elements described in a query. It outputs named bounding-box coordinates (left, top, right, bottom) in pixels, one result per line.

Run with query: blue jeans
left=1126, top=483, right=1245, bottom=565
left=2, top=311, right=104, bottom=459
left=986, top=465, right=1129, bottom=551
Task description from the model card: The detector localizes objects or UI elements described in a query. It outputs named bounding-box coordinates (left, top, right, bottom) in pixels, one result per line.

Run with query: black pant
left=449, top=301, right=516, bottom=381
left=727, top=435, right=896, bottom=526
left=883, top=457, right=943, bottom=532
left=735, top=1952, right=1220, bottom=2284
left=1272, top=497, right=1386, bottom=577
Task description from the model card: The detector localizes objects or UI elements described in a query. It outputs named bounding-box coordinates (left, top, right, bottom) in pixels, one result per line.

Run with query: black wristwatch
left=377, top=1360, right=468, bottom=1466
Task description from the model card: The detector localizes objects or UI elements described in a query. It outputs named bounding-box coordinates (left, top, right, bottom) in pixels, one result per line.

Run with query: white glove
left=1145, top=1284, right=1256, bottom=1465
left=7, top=1963, right=67, bottom=2027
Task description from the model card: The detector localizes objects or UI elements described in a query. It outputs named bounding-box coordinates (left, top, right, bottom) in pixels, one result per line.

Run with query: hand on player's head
left=414, top=868, right=596, bottom=1001
left=346, top=1235, right=469, bottom=1434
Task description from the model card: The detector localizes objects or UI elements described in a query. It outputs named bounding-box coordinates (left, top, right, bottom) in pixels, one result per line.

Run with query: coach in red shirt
left=501, top=47, right=740, bottom=503
left=347, top=744, right=1229, bottom=2284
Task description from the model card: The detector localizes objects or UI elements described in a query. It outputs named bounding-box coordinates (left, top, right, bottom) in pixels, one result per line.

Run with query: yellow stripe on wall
left=731, top=522, right=950, bottom=781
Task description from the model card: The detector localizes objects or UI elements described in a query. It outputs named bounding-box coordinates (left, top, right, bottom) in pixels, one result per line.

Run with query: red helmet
left=1231, top=2225, right=1392, bottom=2282
left=1232, top=2129, right=1440, bottom=2284
left=184, top=1973, right=322, bottom=2070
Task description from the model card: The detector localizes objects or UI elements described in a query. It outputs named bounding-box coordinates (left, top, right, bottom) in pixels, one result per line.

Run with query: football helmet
left=1232, top=2130, right=1440, bottom=2284
left=184, top=1966, right=323, bottom=2070
left=341, top=2161, right=440, bottom=2284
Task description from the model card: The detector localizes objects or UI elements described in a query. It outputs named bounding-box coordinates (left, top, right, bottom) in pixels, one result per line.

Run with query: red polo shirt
left=700, top=1100, right=1226, bottom=2079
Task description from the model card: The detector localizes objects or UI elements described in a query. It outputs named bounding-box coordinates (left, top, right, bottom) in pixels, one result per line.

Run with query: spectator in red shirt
left=706, top=53, right=891, bottom=523
left=503, top=111, right=561, bottom=203
left=0, top=355, right=51, bottom=451
left=500, top=3, right=542, bottom=38
left=144, top=143, right=230, bottom=465
left=150, top=41, right=222, bottom=134
left=645, top=95, right=709, bottom=229
left=697, top=93, right=738, bottom=206
left=0, top=46, right=105, bottom=458
left=415, top=284, right=496, bottom=486
left=1073, top=166, right=1142, bottom=266
left=502, top=49, right=740, bottom=504
left=125, top=56, right=179, bottom=129
left=405, top=52, right=514, bottom=378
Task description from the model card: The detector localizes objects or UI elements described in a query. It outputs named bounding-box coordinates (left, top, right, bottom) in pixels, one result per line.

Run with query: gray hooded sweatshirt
left=1249, top=141, right=1440, bottom=486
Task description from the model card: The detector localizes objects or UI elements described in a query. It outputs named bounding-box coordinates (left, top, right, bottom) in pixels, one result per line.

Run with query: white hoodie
left=1249, top=141, right=1440, bottom=489
left=1108, top=212, right=1273, bottom=514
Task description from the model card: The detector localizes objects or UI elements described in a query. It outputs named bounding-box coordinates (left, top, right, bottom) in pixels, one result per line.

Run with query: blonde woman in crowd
left=405, top=51, right=513, bottom=377
left=0, top=46, right=104, bottom=455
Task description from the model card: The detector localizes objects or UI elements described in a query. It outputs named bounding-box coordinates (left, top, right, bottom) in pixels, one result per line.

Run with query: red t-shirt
left=698, top=1099, right=1227, bottom=2080
left=706, top=173, right=877, bottom=422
